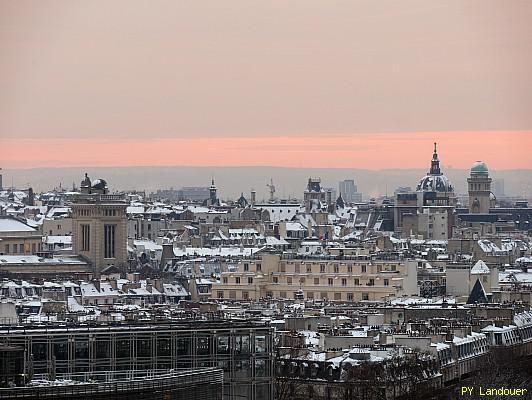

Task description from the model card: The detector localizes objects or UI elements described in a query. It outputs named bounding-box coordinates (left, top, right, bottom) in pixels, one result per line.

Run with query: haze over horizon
left=1, top=1, right=532, bottom=170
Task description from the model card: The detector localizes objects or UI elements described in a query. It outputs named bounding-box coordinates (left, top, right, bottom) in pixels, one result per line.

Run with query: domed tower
left=416, top=143, right=453, bottom=194
left=468, top=161, right=492, bottom=214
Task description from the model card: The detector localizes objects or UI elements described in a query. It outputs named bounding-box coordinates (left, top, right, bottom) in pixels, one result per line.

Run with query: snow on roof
left=453, top=332, right=486, bottom=346
left=44, top=235, right=72, bottom=245
left=477, top=240, right=503, bottom=254
left=513, top=311, right=532, bottom=328
left=0, top=217, right=36, bottom=232
left=45, top=207, right=71, bottom=218
left=284, top=222, right=306, bottom=231
left=126, top=206, right=145, bottom=214
left=173, top=247, right=261, bottom=257
left=133, top=239, right=163, bottom=251
left=67, top=297, right=85, bottom=312
left=499, top=270, right=532, bottom=283
left=470, top=260, right=490, bottom=275
left=0, top=255, right=87, bottom=264
left=265, top=236, right=289, bottom=246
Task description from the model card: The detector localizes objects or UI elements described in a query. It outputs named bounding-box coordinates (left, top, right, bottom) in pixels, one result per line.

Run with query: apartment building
left=212, top=253, right=418, bottom=301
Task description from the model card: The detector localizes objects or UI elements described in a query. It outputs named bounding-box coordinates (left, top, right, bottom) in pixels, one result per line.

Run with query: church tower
left=209, top=179, right=218, bottom=205
left=468, top=161, right=492, bottom=214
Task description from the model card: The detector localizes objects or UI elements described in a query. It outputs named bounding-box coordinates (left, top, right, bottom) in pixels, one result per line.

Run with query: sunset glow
left=2, top=131, right=531, bottom=170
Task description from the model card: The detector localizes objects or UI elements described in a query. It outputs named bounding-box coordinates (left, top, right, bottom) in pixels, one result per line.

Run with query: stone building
left=468, top=161, right=493, bottom=214
left=212, top=253, right=418, bottom=301
left=71, top=174, right=128, bottom=275
left=394, top=143, right=455, bottom=239
left=304, top=178, right=326, bottom=212
left=0, top=216, right=43, bottom=255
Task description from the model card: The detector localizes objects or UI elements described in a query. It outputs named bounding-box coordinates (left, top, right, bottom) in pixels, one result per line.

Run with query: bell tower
left=468, top=161, right=492, bottom=214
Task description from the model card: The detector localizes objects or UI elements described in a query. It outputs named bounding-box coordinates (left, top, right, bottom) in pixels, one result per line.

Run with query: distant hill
left=2, top=166, right=531, bottom=201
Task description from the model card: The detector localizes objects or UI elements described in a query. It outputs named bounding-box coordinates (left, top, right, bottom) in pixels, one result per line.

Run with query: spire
left=429, top=142, right=441, bottom=175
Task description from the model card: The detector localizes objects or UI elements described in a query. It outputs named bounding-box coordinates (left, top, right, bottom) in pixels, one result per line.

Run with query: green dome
left=471, top=161, right=488, bottom=174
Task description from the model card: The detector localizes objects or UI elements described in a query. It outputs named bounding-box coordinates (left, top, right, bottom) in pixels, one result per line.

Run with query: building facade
left=0, top=217, right=42, bottom=256
left=212, top=254, right=418, bottom=301
left=0, top=320, right=273, bottom=400
left=71, top=175, right=128, bottom=275
left=468, top=161, right=493, bottom=214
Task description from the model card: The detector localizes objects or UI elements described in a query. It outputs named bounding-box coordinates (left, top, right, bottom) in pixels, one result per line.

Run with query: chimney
left=160, top=243, right=175, bottom=269
left=153, top=278, right=164, bottom=293
left=250, top=190, right=256, bottom=206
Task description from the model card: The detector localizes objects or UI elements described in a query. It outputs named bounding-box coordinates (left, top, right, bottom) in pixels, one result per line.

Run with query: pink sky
left=2, top=131, right=530, bottom=170
left=1, top=2, right=532, bottom=170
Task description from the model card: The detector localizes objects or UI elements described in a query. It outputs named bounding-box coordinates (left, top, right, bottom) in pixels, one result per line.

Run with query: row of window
left=270, top=276, right=390, bottom=287
left=279, top=263, right=398, bottom=274
left=222, top=277, right=254, bottom=285
left=218, top=290, right=372, bottom=301
left=2, top=242, right=41, bottom=254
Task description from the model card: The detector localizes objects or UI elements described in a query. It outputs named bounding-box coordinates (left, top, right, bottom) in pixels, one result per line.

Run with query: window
left=320, top=264, right=325, bottom=273
left=242, top=291, right=249, bottom=299
left=4, top=244, right=9, bottom=254
left=307, top=291, right=314, bottom=299
left=235, top=277, right=241, bottom=284
left=320, top=292, right=328, bottom=299
left=217, top=291, right=224, bottom=298
left=273, top=277, right=278, bottom=284
left=347, top=265, right=352, bottom=273
left=223, top=277, right=228, bottom=284
left=361, top=265, right=366, bottom=273
left=280, top=291, right=287, bottom=298
left=354, top=278, right=359, bottom=286
left=287, top=277, right=292, bottom=285
left=244, top=263, right=249, bottom=272
left=334, top=292, right=341, bottom=300
left=341, top=278, right=347, bottom=286
left=103, top=224, right=116, bottom=258
left=384, top=279, right=389, bottom=286
left=314, top=278, right=320, bottom=285
left=306, top=264, right=312, bottom=273
left=333, top=264, right=339, bottom=273
left=248, top=277, right=253, bottom=284
left=362, top=292, right=369, bottom=300
left=347, top=293, right=354, bottom=301
left=256, top=263, right=261, bottom=272
left=328, top=278, right=333, bottom=286
left=369, top=278, right=375, bottom=286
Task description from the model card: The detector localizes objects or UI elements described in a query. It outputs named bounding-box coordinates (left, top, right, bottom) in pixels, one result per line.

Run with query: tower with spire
left=209, top=178, right=218, bottom=206
left=430, top=142, right=441, bottom=175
